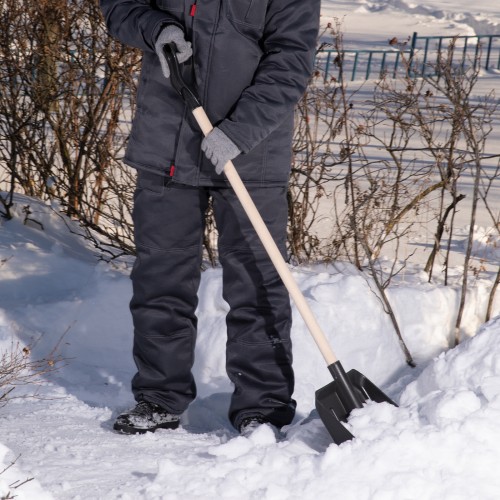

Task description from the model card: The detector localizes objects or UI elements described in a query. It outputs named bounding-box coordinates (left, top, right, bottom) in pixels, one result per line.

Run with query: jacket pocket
left=156, top=0, right=184, bottom=13
left=135, top=58, right=152, bottom=111
left=136, top=170, right=165, bottom=195
left=225, top=0, right=268, bottom=28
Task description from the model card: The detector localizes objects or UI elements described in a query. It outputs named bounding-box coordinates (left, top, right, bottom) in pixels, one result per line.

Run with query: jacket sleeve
left=217, top=0, right=321, bottom=153
left=99, top=0, right=181, bottom=52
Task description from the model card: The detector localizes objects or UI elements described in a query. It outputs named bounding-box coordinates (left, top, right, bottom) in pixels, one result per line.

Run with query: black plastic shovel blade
left=315, top=361, right=398, bottom=445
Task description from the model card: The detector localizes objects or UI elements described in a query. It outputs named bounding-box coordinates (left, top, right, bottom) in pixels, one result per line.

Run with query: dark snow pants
left=130, top=171, right=296, bottom=430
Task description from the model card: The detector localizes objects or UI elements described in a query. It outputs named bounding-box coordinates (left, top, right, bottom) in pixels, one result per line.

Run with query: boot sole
left=113, top=420, right=180, bottom=435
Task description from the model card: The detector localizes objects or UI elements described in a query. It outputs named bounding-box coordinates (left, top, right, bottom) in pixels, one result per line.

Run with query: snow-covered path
left=3, top=316, right=500, bottom=500
left=1, top=192, right=499, bottom=499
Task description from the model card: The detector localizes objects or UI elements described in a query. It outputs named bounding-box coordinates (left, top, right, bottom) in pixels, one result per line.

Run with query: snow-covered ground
left=322, top=0, right=500, bottom=46
left=1, top=0, right=499, bottom=498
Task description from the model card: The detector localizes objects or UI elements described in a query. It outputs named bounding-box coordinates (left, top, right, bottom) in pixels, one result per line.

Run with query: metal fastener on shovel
left=163, top=43, right=397, bottom=445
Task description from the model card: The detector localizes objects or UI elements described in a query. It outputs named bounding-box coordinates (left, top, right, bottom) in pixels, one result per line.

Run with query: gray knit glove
left=201, top=128, right=241, bottom=175
left=155, top=25, right=192, bottom=79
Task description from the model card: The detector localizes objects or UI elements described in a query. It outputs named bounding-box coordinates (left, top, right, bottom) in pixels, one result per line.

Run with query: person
left=99, top=0, right=321, bottom=435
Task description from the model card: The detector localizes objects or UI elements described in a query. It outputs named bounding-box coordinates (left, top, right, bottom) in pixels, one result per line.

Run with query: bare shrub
left=0, top=340, right=65, bottom=408
left=0, top=0, right=140, bottom=257
left=288, top=24, right=499, bottom=358
left=0, top=454, right=34, bottom=499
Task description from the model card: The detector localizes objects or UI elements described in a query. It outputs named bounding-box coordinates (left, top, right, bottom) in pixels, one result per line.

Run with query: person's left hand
left=201, top=128, right=241, bottom=175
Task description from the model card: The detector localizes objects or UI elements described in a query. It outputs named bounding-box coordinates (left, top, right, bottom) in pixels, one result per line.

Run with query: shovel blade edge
left=347, top=369, right=398, bottom=406
left=315, top=368, right=397, bottom=445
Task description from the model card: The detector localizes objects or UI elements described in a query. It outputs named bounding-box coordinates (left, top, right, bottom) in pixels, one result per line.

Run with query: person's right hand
left=201, top=128, right=241, bottom=175
left=155, top=26, right=192, bottom=79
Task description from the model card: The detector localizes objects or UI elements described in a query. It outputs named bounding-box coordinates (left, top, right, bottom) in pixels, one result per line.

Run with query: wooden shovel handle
left=193, top=107, right=338, bottom=366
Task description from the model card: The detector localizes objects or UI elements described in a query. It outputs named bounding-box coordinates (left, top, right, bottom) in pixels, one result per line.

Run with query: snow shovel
left=163, top=43, right=397, bottom=445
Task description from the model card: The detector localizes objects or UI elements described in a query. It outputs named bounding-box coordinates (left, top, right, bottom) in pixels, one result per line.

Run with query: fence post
left=461, top=37, right=468, bottom=71
left=381, top=51, right=387, bottom=75
left=409, top=31, right=418, bottom=76
left=324, top=51, right=331, bottom=84
left=393, top=51, right=401, bottom=78
left=352, top=51, right=359, bottom=81
left=485, top=36, right=493, bottom=70
left=435, top=36, right=444, bottom=79
left=366, top=52, right=373, bottom=79
left=474, top=36, right=481, bottom=71
left=422, top=37, right=430, bottom=76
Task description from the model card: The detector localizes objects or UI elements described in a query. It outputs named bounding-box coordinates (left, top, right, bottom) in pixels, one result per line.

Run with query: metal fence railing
left=316, top=32, right=500, bottom=82
left=409, top=33, right=500, bottom=77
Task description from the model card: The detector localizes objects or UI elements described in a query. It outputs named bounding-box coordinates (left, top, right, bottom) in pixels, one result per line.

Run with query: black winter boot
left=238, top=416, right=281, bottom=438
left=113, top=401, right=180, bottom=434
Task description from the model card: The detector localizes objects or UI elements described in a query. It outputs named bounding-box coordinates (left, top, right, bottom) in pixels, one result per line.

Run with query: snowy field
left=1, top=0, right=500, bottom=498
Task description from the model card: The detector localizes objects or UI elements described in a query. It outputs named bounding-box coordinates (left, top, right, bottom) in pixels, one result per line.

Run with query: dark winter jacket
left=100, top=0, right=321, bottom=186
